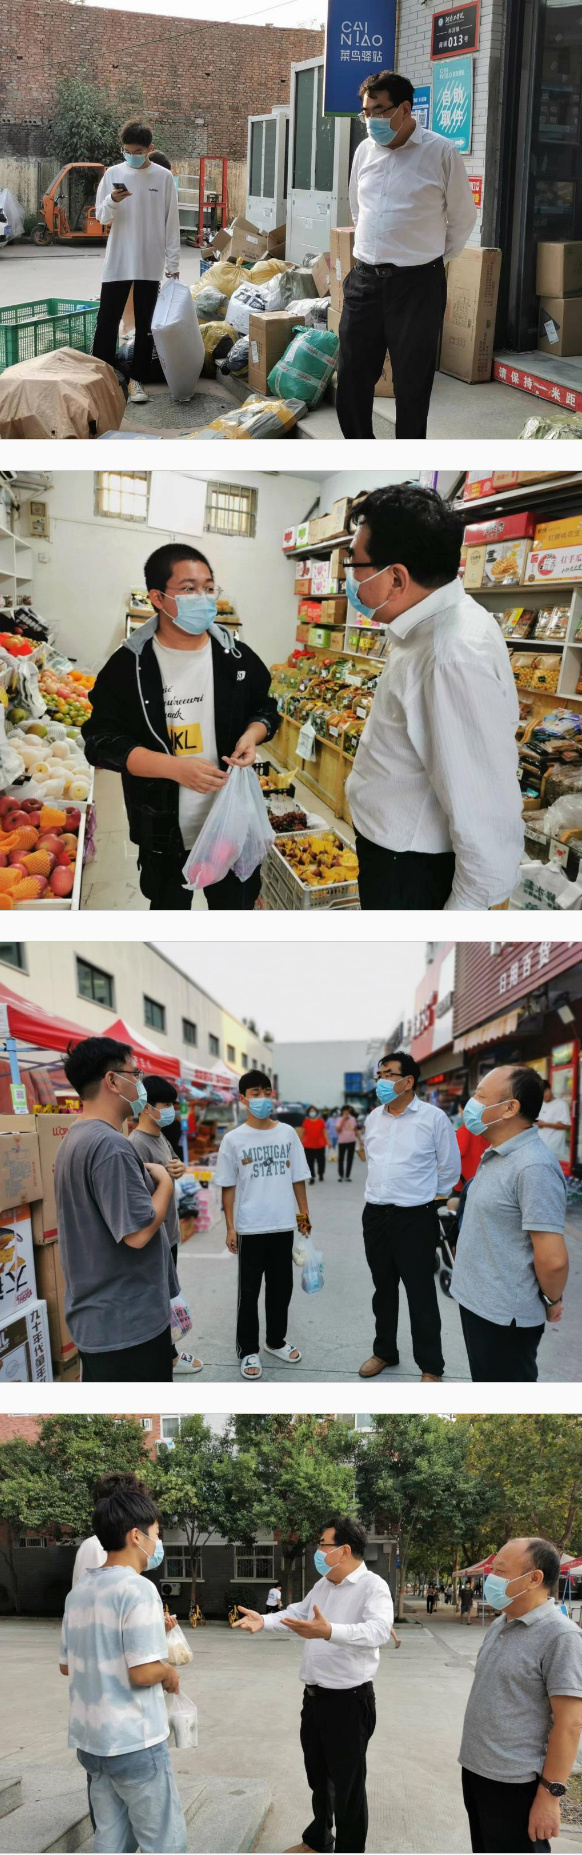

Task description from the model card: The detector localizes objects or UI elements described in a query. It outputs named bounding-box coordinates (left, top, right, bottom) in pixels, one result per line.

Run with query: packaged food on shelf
left=529, top=655, right=561, bottom=692
left=533, top=606, right=570, bottom=639
left=464, top=511, right=537, bottom=546
left=533, top=515, right=582, bottom=549
left=501, top=609, right=537, bottom=638
left=482, top=539, right=532, bottom=586
left=525, top=547, right=582, bottom=585
left=463, top=547, right=486, bottom=589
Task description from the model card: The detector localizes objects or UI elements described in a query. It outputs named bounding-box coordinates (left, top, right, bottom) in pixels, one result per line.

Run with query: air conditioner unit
left=161, top=1581, right=181, bottom=1598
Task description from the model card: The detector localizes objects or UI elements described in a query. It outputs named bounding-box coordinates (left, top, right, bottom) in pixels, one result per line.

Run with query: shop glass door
left=550, top=1039, right=578, bottom=1170
left=500, top=0, right=582, bottom=346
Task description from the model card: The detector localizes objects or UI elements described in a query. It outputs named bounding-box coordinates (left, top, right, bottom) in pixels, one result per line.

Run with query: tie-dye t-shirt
left=60, top=1564, right=169, bottom=1755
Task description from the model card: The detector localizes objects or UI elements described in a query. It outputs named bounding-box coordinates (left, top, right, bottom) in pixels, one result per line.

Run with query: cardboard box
left=534, top=516, right=582, bottom=549
left=203, top=228, right=231, bottom=260
left=0, top=1204, right=36, bottom=1319
left=311, top=559, right=332, bottom=596
left=294, top=574, right=311, bottom=597
left=440, top=247, right=502, bottom=384
left=308, top=626, right=332, bottom=648
left=0, top=1128, right=41, bottom=1215
left=538, top=295, right=582, bottom=357
left=464, top=511, right=537, bottom=546
left=311, top=253, right=331, bottom=296
left=308, top=517, right=326, bottom=543
left=0, top=1297, right=52, bottom=1383
left=482, top=538, right=532, bottom=587
left=330, top=274, right=344, bottom=314
left=330, top=226, right=356, bottom=283
left=248, top=310, right=297, bottom=394
left=298, top=600, right=323, bottom=621
left=525, top=546, right=582, bottom=585
left=229, top=215, right=269, bottom=262
left=296, top=521, right=311, bottom=550
left=330, top=544, right=351, bottom=581
left=536, top=242, right=582, bottom=298
left=282, top=527, right=297, bottom=552
left=34, top=1239, right=76, bottom=1366
left=296, top=623, right=310, bottom=644
left=463, top=546, right=486, bottom=589
left=0, top=1114, right=75, bottom=1244
left=321, top=596, right=348, bottom=624
left=328, top=632, right=347, bottom=654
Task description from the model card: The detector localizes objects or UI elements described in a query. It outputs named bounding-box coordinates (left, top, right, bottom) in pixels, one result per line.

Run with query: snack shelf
left=284, top=534, right=351, bottom=560
left=454, top=474, right=582, bottom=521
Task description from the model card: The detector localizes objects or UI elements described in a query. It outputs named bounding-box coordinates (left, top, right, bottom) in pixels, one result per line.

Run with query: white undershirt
left=153, top=637, right=219, bottom=850
left=349, top=124, right=477, bottom=268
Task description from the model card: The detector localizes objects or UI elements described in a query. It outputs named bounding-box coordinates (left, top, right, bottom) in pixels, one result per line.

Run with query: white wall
left=318, top=470, right=418, bottom=511
left=21, top=470, right=324, bottom=673
left=276, top=1040, right=372, bottom=1107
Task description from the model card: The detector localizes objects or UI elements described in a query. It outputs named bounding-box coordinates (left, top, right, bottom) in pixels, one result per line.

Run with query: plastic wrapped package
left=170, top=1294, right=193, bottom=1342
left=215, top=336, right=249, bottom=377
left=165, top=1622, right=193, bottom=1667
left=199, top=322, right=237, bottom=376
left=183, top=765, right=274, bottom=889
left=206, top=259, right=245, bottom=298
left=519, top=410, right=582, bottom=440
left=0, top=348, right=126, bottom=439
left=301, top=1237, right=324, bottom=1294
left=268, top=328, right=339, bottom=408
left=151, top=282, right=205, bottom=401
left=227, top=285, right=275, bottom=334
left=543, top=765, right=582, bottom=806
left=247, top=257, right=291, bottom=283
left=185, top=393, right=305, bottom=439
left=190, top=280, right=228, bottom=321
left=543, top=795, right=582, bottom=840
left=166, top=1690, right=198, bottom=1749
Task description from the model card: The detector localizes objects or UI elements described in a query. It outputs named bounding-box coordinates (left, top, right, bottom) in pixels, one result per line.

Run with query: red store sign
left=453, top=942, right=582, bottom=1037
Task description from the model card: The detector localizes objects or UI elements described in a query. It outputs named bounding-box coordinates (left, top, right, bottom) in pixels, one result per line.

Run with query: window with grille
left=165, top=1546, right=203, bottom=1580
left=19, top=1535, right=48, bottom=1548
left=144, top=995, right=166, bottom=1033
left=161, top=1415, right=182, bottom=1442
left=95, top=472, right=148, bottom=523
left=141, top=1419, right=153, bottom=1432
left=77, top=957, right=115, bottom=1010
left=204, top=481, right=257, bottom=538
left=209, top=1033, right=220, bottom=1056
left=0, top=943, right=26, bottom=971
left=234, top=1545, right=274, bottom=1580
left=182, top=1018, right=197, bottom=1047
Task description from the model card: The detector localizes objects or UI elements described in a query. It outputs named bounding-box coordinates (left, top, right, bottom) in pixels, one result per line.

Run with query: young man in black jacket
left=83, top=543, right=279, bottom=910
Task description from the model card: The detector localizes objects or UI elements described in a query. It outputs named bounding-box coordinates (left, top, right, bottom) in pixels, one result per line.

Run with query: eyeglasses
left=358, top=105, right=398, bottom=122
left=111, top=1068, right=145, bottom=1083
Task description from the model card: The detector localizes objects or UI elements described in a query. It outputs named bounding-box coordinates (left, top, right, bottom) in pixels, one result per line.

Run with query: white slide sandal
left=240, top=1353, right=262, bottom=1379
left=264, top=1342, right=302, bottom=1364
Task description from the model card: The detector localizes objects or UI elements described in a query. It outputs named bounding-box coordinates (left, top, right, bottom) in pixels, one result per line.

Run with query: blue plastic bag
left=301, top=1237, right=324, bottom=1294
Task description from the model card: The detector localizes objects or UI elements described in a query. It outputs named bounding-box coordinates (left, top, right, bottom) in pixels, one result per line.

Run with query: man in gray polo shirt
left=450, top=1064, right=568, bottom=1381
left=460, top=1535, right=582, bottom=1852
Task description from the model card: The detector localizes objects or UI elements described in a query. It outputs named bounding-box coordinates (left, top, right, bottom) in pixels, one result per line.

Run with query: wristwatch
left=539, top=1777, right=567, bottom=1797
left=540, top=1292, right=563, bottom=1309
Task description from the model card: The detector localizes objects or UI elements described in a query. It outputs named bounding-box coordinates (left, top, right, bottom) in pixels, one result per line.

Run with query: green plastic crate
left=0, top=299, right=99, bottom=373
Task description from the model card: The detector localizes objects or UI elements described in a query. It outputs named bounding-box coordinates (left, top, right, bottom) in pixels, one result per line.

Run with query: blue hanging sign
left=413, top=85, right=432, bottom=129
left=432, top=55, right=473, bottom=152
left=324, top=0, right=397, bottom=117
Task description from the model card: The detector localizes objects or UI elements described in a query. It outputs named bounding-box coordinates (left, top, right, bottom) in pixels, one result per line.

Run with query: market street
left=1, top=1609, right=580, bottom=1855
left=177, top=1163, right=582, bottom=1383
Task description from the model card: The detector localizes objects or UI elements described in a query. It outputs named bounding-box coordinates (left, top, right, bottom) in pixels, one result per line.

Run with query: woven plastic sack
left=301, top=1237, right=324, bottom=1295
left=185, top=393, right=305, bottom=439
left=190, top=280, right=228, bottom=321
left=199, top=321, right=237, bottom=375
left=248, top=256, right=291, bottom=282
left=183, top=765, right=274, bottom=889
left=228, top=284, right=272, bottom=334
left=165, top=1622, right=193, bottom=1667
left=166, top=1691, right=198, bottom=1749
left=209, top=259, right=246, bottom=298
left=268, top=328, right=339, bottom=407
left=151, top=282, right=205, bottom=401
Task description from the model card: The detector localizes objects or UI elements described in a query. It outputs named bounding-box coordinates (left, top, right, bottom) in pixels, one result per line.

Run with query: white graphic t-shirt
left=153, top=637, right=220, bottom=850
left=215, top=1120, right=311, bottom=1234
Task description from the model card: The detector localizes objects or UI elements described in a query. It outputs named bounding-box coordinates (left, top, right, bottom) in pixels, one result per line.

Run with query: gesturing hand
left=232, top=1606, right=264, bottom=1632
left=282, top=1604, right=331, bottom=1641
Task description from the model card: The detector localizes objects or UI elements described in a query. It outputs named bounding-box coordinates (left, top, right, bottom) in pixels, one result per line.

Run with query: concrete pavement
left=1, top=1612, right=579, bottom=1854
left=176, top=1161, right=582, bottom=1383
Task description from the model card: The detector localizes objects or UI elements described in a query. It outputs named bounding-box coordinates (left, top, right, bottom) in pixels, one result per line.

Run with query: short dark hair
left=358, top=70, right=414, bottom=108
left=143, top=1074, right=178, bottom=1106
left=93, top=1483, right=160, bottom=1553
left=240, top=1069, right=272, bottom=1095
left=121, top=119, right=153, bottom=147
left=380, top=1050, right=420, bottom=1089
left=525, top=1537, right=561, bottom=1592
left=150, top=150, right=172, bottom=170
left=321, top=1515, right=368, bottom=1558
left=92, top=1470, right=147, bottom=1503
left=63, top=1036, right=133, bottom=1101
left=351, top=485, right=464, bottom=588
left=144, top=543, right=212, bottom=595
left=507, top=1065, right=545, bottom=1123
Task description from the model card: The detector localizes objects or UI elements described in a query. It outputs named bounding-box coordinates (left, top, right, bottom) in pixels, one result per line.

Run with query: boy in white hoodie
left=94, top=118, right=180, bottom=405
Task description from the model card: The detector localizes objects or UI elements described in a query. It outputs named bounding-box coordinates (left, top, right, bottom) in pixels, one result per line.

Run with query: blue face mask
left=483, top=1571, right=530, bottom=1611
left=117, top=1075, right=148, bottom=1115
left=138, top=1533, right=165, bottom=1569
left=463, top=1097, right=507, bottom=1137
left=123, top=151, right=147, bottom=168
left=376, top=1078, right=397, bottom=1104
left=367, top=113, right=400, bottom=146
left=314, top=1547, right=340, bottom=1578
left=345, top=564, right=392, bottom=620
left=156, top=1107, right=175, bottom=1128
left=166, top=591, right=218, bottom=636
left=247, top=1096, right=273, bottom=1120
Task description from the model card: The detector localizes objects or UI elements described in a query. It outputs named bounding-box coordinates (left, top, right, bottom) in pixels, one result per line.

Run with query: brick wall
left=395, top=0, right=506, bottom=246
left=0, top=1415, right=41, bottom=1444
left=0, top=0, right=324, bottom=160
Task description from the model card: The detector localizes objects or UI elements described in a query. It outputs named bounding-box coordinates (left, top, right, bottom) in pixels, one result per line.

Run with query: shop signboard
left=431, top=1, right=480, bottom=60
left=324, top=0, right=397, bottom=115
left=413, top=86, right=431, bottom=128
left=453, top=943, right=582, bottom=1037
left=432, top=56, right=473, bottom=151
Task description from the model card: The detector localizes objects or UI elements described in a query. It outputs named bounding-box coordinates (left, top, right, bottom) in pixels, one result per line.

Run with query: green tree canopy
left=459, top=1415, right=582, bottom=1554
left=0, top=1415, right=150, bottom=1610
left=148, top=1415, right=227, bottom=1606
left=356, top=1415, right=494, bottom=1613
left=220, top=1415, right=358, bottom=1600
left=48, top=75, right=149, bottom=168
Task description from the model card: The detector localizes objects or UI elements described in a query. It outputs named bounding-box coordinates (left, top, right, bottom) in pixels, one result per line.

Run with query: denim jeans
left=77, top=1739, right=187, bottom=1853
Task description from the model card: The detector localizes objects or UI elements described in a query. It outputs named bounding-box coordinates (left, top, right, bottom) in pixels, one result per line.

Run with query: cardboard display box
left=0, top=1204, right=35, bottom=1320
left=464, top=511, right=537, bottom=546
left=463, top=546, right=487, bottom=589
left=482, top=538, right=532, bottom=587
left=536, top=242, right=582, bottom=299
left=34, top=1239, right=76, bottom=1367
left=321, top=596, right=348, bottom=624
left=538, top=296, right=582, bottom=358
left=0, top=1114, right=75, bottom=1244
left=294, top=573, right=311, bottom=596
left=534, top=516, right=582, bottom=549
left=525, top=546, right=582, bottom=585
left=462, top=470, right=564, bottom=501
left=0, top=1296, right=52, bottom=1382
left=0, top=1128, right=42, bottom=1215
left=440, top=247, right=502, bottom=384
left=248, top=310, right=298, bottom=395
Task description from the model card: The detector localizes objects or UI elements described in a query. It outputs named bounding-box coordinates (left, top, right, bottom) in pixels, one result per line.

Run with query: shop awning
left=453, top=1009, right=520, bottom=1054
left=0, top=981, right=92, bottom=1054
left=105, top=1017, right=180, bottom=1081
left=459, top=1550, right=581, bottom=1576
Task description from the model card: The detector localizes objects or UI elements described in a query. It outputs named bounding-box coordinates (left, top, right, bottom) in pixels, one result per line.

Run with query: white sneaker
left=128, top=378, right=149, bottom=404
left=173, top=1351, right=204, bottom=1375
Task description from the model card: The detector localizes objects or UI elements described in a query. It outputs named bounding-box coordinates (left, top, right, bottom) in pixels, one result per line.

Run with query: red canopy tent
left=105, top=1017, right=180, bottom=1082
left=459, top=1551, right=582, bottom=1577
left=0, top=980, right=92, bottom=1054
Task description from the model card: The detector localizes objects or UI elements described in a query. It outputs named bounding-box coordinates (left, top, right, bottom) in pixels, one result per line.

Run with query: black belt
left=304, top=1681, right=373, bottom=1696
left=355, top=257, right=442, bottom=276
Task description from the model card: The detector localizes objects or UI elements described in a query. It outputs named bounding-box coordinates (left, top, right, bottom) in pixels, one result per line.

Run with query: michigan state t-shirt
left=153, top=636, right=220, bottom=850
left=215, top=1120, right=311, bottom=1233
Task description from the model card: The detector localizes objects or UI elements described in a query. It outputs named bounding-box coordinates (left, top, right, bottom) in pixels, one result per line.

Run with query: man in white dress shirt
left=336, top=70, right=477, bottom=438
left=359, top=1051, right=460, bottom=1380
left=345, top=485, right=524, bottom=911
left=234, top=1515, right=393, bottom=1854
left=537, top=1085, right=571, bottom=1165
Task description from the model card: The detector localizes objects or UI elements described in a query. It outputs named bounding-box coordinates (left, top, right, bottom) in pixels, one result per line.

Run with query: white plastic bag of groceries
left=301, top=1236, right=324, bottom=1295
left=165, top=1621, right=194, bottom=1666
left=151, top=281, right=205, bottom=401
left=183, top=766, right=274, bottom=890
left=166, top=1689, right=198, bottom=1748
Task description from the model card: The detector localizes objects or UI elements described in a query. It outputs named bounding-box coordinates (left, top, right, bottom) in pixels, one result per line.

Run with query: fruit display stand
left=261, top=828, right=359, bottom=910
left=0, top=798, right=90, bottom=910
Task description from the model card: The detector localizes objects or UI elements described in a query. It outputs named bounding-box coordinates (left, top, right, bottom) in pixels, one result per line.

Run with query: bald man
left=450, top=1065, right=568, bottom=1382
left=460, top=1536, right=582, bottom=1852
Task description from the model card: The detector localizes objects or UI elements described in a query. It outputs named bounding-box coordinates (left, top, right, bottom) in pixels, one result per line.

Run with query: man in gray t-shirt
left=450, top=1064, right=569, bottom=1383
left=55, top=1036, right=175, bottom=1381
left=129, top=1074, right=203, bottom=1376
left=460, top=1535, right=582, bottom=1853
